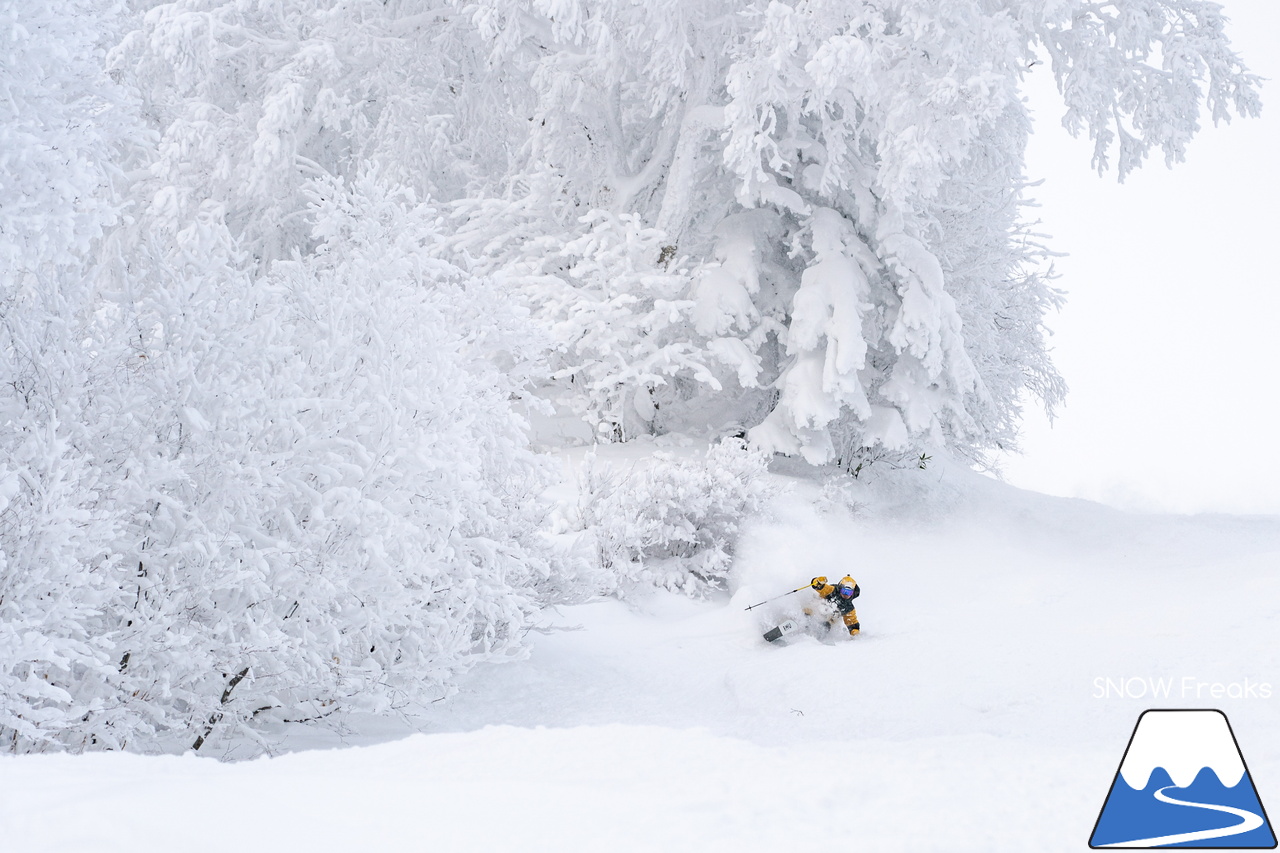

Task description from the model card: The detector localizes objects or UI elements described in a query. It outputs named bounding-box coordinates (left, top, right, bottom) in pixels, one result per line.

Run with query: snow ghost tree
left=453, top=0, right=1259, bottom=465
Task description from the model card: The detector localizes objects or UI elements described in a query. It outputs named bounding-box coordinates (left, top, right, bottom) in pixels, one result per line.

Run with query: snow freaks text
left=1093, top=677, right=1274, bottom=701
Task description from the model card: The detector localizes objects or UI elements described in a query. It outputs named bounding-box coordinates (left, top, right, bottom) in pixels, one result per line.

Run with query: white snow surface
left=3, top=456, right=1279, bottom=852
left=1119, top=709, right=1246, bottom=789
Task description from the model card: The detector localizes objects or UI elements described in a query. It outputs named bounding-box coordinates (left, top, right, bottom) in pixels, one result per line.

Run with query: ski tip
left=762, top=627, right=783, bottom=643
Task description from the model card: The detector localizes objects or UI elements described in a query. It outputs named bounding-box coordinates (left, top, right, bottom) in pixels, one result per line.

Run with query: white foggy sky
left=997, top=0, right=1280, bottom=515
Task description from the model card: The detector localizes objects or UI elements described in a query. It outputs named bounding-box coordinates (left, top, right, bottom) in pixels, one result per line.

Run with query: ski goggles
left=837, top=585, right=855, bottom=599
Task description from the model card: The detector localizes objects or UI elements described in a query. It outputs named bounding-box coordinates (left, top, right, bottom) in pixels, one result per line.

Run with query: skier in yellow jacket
left=808, top=575, right=860, bottom=636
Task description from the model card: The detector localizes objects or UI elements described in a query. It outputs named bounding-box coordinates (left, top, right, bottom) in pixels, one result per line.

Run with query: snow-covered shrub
left=138, top=175, right=550, bottom=750
left=10, top=0, right=567, bottom=754
left=2, top=172, right=555, bottom=753
left=578, top=440, right=774, bottom=596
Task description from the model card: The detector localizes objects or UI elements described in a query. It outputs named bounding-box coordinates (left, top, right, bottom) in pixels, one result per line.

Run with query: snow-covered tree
left=110, top=0, right=501, bottom=268
left=453, top=0, right=1259, bottom=464
left=4, top=1, right=557, bottom=752
left=5, top=164, right=556, bottom=752
left=722, top=0, right=1258, bottom=464
left=94, top=174, right=554, bottom=750
left=113, top=0, right=1258, bottom=466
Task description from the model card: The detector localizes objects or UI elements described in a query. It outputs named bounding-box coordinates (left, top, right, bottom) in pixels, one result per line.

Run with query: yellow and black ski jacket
left=813, top=576, right=860, bottom=616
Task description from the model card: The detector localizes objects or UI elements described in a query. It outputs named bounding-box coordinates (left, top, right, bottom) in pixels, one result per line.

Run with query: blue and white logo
left=1090, top=709, right=1276, bottom=848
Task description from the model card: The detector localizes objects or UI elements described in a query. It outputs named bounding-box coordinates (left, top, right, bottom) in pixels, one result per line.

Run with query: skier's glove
left=810, top=576, right=827, bottom=590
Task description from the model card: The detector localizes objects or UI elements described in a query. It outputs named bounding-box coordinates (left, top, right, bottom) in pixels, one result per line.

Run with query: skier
left=806, top=575, right=860, bottom=637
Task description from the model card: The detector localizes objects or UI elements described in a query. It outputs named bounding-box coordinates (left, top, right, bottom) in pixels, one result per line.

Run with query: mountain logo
left=1090, top=709, right=1276, bottom=848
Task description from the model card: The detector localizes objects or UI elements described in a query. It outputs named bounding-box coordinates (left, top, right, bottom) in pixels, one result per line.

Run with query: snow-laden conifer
left=453, top=0, right=1259, bottom=464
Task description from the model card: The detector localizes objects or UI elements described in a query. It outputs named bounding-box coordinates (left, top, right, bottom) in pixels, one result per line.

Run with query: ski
left=762, top=619, right=800, bottom=643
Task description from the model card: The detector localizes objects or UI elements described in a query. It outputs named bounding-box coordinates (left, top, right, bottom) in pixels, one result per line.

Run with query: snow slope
left=3, top=459, right=1278, bottom=852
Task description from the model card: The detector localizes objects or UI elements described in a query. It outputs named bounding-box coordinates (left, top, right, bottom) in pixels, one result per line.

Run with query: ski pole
left=743, top=584, right=810, bottom=611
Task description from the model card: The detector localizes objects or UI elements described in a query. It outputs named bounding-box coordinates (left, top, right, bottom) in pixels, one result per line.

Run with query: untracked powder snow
left=3, top=459, right=1277, bottom=852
